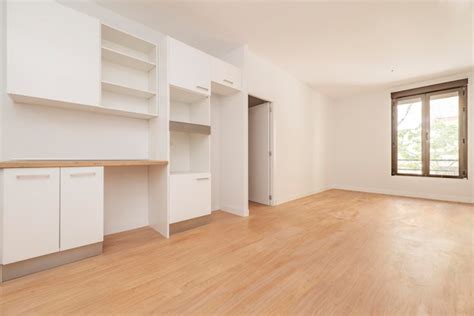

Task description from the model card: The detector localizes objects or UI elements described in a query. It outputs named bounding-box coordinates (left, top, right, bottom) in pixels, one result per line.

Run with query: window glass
left=397, top=97, right=423, bottom=175
left=429, top=91, right=459, bottom=176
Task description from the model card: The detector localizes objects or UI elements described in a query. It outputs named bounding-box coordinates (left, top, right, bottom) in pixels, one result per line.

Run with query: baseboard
left=0, top=242, right=103, bottom=283
left=169, top=215, right=211, bottom=235
left=331, top=185, right=474, bottom=204
left=220, top=205, right=249, bottom=217
left=273, top=187, right=331, bottom=205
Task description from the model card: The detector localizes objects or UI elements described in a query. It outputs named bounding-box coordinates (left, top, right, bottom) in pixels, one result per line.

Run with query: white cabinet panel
left=60, top=167, right=104, bottom=251
left=7, top=1, right=100, bottom=106
left=2, top=168, right=60, bottom=264
left=170, top=173, right=211, bottom=223
left=211, top=57, right=242, bottom=95
left=169, top=38, right=211, bottom=96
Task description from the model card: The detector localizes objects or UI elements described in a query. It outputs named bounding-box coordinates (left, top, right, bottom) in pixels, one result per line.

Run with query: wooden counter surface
left=0, top=160, right=168, bottom=169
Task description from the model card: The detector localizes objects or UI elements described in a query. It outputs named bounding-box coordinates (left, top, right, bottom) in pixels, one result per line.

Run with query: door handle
left=16, top=174, right=50, bottom=180
left=223, top=79, right=234, bottom=85
left=70, top=172, right=96, bottom=178
left=196, top=177, right=209, bottom=181
left=196, top=85, right=209, bottom=91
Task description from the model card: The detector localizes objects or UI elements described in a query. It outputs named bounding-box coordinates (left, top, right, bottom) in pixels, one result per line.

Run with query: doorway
left=248, top=95, right=273, bottom=206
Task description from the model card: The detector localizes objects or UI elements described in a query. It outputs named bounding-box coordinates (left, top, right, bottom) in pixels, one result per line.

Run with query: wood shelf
left=170, top=121, right=211, bottom=135
left=102, top=46, right=155, bottom=72
left=0, top=160, right=168, bottom=169
left=102, top=81, right=155, bottom=99
left=9, top=93, right=157, bottom=120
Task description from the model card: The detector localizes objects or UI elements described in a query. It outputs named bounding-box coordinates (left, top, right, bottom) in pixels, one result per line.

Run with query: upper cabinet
left=168, top=38, right=211, bottom=97
left=211, top=57, right=242, bottom=95
left=6, top=1, right=101, bottom=106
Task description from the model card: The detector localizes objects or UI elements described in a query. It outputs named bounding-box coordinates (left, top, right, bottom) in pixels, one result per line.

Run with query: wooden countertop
left=0, top=160, right=168, bottom=169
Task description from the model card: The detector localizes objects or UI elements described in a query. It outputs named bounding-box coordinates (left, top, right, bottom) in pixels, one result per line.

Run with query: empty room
left=0, top=0, right=472, bottom=315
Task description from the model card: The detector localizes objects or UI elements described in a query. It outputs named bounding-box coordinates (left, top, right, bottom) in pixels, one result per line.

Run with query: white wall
left=330, top=72, right=474, bottom=203
left=311, top=91, right=333, bottom=193
left=246, top=50, right=332, bottom=205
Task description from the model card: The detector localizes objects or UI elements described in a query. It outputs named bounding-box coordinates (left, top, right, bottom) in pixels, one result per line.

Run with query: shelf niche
left=170, top=132, right=210, bottom=174
left=101, top=24, right=158, bottom=118
left=170, top=85, right=210, bottom=126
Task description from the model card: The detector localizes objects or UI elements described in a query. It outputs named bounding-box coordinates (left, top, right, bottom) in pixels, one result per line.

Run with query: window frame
left=391, top=79, right=468, bottom=179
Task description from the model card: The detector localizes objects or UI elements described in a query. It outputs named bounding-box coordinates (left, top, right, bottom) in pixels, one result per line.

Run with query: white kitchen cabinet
left=211, top=57, right=242, bottom=95
left=1, top=168, right=60, bottom=264
left=60, top=167, right=104, bottom=251
left=170, top=173, right=211, bottom=223
left=6, top=0, right=100, bottom=106
left=168, top=38, right=211, bottom=96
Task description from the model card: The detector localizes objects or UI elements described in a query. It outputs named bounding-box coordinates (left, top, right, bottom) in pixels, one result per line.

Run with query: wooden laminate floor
left=1, top=190, right=473, bottom=315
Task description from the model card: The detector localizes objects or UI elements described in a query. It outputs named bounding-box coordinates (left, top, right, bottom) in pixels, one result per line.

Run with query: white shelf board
left=9, top=93, right=157, bottom=120
left=102, top=46, right=155, bottom=72
left=170, top=85, right=209, bottom=104
left=102, top=81, right=155, bottom=99
left=102, top=24, right=155, bottom=54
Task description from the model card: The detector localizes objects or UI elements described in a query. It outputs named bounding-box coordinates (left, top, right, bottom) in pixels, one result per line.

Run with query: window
left=391, top=79, right=468, bottom=178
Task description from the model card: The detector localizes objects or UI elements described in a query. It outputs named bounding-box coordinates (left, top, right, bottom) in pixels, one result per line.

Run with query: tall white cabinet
left=167, top=38, right=244, bottom=227
left=168, top=39, right=212, bottom=225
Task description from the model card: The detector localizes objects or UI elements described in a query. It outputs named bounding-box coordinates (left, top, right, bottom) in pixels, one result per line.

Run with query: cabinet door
left=170, top=173, right=211, bottom=223
left=2, top=168, right=60, bottom=264
left=169, top=38, right=211, bottom=96
left=60, top=167, right=104, bottom=251
left=6, top=1, right=100, bottom=105
left=211, top=57, right=242, bottom=95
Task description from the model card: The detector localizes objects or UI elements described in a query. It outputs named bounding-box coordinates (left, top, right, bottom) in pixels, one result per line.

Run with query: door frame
left=248, top=95, right=275, bottom=206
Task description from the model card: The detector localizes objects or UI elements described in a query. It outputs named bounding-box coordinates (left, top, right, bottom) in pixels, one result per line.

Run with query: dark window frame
left=391, top=79, right=468, bottom=179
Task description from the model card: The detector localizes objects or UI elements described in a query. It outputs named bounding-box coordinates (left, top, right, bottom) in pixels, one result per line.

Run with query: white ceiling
left=96, top=0, right=473, bottom=97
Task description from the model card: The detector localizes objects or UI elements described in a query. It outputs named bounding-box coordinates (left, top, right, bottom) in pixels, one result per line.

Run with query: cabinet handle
left=16, top=174, right=50, bottom=180
left=70, top=172, right=96, bottom=178
left=196, top=177, right=209, bottom=181
left=196, top=85, right=209, bottom=91
left=223, top=79, right=234, bottom=85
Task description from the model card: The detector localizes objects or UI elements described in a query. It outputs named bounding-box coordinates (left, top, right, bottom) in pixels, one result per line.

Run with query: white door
left=7, top=1, right=100, bottom=105
left=2, top=168, right=60, bottom=264
left=60, top=167, right=104, bottom=251
left=168, top=38, right=211, bottom=96
left=249, top=102, right=271, bottom=205
left=170, top=173, right=211, bottom=223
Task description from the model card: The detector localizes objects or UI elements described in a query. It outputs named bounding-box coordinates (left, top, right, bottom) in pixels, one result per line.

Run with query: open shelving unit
left=101, top=24, right=158, bottom=118
left=169, top=85, right=211, bottom=175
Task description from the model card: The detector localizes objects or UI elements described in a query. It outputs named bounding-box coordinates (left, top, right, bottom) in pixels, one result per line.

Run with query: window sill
left=392, top=173, right=468, bottom=180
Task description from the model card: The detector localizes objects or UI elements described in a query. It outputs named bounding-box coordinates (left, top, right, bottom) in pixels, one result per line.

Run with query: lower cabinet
left=170, top=173, right=211, bottom=223
left=1, top=167, right=104, bottom=265
left=60, top=167, right=104, bottom=251
left=2, top=168, right=60, bottom=264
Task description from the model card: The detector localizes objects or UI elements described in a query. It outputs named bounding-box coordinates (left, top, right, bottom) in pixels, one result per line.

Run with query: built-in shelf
left=100, top=24, right=158, bottom=119
left=170, top=121, right=211, bottom=135
left=102, top=24, right=155, bottom=59
left=102, top=46, right=156, bottom=72
left=102, top=81, right=155, bottom=99
left=0, top=160, right=168, bottom=169
left=9, top=94, right=157, bottom=120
